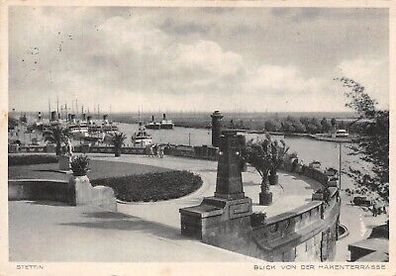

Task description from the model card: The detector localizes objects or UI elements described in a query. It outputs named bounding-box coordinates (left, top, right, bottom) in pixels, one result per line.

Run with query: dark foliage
left=70, top=155, right=90, bottom=176
left=111, top=132, right=127, bottom=157
left=336, top=77, right=389, bottom=202
left=241, top=134, right=289, bottom=192
left=42, top=125, right=71, bottom=156
left=250, top=212, right=267, bottom=227
left=91, top=170, right=203, bottom=202
left=8, top=154, right=58, bottom=166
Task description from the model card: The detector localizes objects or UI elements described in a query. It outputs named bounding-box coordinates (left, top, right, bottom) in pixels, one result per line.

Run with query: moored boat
left=160, top=113, right=174, bottom=129
left=131, top=122, right=153, bottom=148
left=145, top=115, right=161, bottom=129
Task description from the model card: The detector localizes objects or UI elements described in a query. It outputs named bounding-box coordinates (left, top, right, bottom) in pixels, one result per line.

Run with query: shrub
left=91, top=170, right=203, bottom=202
left=251, top=212, right=267, bottom=227
left=70, top=155, right=90, bottom=176
left=8, top=154, right=58, bottom=166
left=112, top=132, right=127, bottom=157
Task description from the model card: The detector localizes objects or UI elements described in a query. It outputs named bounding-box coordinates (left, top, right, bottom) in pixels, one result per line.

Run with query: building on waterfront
left=211, top=110, right=223, bottom=147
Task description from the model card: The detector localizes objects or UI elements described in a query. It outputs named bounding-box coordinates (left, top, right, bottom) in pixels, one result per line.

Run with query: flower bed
left=91, top=170, right=203, bottom=202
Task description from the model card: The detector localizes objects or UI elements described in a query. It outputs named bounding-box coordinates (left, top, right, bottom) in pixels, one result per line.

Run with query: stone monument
left=179, top=130, right=252, bottom=244
left=211, top=110, right=223, bottom=147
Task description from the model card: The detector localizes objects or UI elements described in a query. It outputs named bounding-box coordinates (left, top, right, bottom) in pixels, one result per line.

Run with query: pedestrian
left=372, top=204, right=377, bottom=217
left=159, top=146, right=164, bottom=158
left=292, top=158, right=298, bottom=172
left=153, top=144, right=158, bottom=157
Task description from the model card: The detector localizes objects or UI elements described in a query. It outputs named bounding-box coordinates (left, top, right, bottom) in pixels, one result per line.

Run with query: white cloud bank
left=9, top=7, right=389, bottom=112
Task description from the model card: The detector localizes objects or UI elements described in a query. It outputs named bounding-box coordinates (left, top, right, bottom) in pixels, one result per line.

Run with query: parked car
left=352, top=196, right=372, bottom=207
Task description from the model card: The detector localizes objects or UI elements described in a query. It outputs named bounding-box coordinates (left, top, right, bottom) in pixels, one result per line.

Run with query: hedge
left=91, top=170, right=203, bottom=202
left=8, top=154, right=58, bottom=166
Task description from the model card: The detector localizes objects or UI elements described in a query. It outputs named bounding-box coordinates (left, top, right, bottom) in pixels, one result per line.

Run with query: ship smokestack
left=50, top=111, right=57, bottom=121
left=152, top=115, right=155, bottom=122
left=163, top=113, right=166, bottom=120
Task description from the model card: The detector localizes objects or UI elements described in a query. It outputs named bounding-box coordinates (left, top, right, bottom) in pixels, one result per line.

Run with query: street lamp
left=338, top=142, right=342, bottom=190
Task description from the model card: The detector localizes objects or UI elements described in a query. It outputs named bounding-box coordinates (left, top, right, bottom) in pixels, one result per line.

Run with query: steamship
left=131, top=122, right=153, bottom=148
left=145, top=115, right=161, bottom=129
left=145, top=113, right=174, bottom=129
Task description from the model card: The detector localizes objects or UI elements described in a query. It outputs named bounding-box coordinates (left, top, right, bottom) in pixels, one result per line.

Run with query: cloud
left=173, top=40, right=243, bottom=77
left=8, top=7, right=389, bottom=112
left=336, top=57, right=389, bottom=109
left=245, top=65, right=322, bottom=93
left=159, top=18, right=209, bottom=35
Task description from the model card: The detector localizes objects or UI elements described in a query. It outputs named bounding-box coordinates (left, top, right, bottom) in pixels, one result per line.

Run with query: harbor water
left=117, top=123, right=371, bottom=181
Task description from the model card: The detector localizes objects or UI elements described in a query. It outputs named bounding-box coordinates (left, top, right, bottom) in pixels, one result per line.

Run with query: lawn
left=8, top=159, right=203, bottom=202
left=92, top=170, right=203, bottom=202
left=8, top=159, right=170, bottom=181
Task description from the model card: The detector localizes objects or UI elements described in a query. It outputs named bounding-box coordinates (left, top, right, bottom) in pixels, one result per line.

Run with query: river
left=117, top=122, right=372, bottom=190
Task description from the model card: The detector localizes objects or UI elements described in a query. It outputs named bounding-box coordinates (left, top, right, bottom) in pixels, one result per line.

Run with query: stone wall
left=9, top=178, right=117, bottom=212
left=10, top=143, right=218, bottom=160
left=198, top=188, right=340, bottom=262
left=242, top=154, right=341, bottom=261
left=8, top=179, right=70, bottom=203
left=180, top=147, right=341, bottom=262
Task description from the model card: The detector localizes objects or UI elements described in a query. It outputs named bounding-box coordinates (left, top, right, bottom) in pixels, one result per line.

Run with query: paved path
left=8, top=153, right=324, bottom=262
left=333, top=193, right=388, bottom=261
left=90, top=154, right=321, bottom=228
left=9, top=201, right=259, bottom=262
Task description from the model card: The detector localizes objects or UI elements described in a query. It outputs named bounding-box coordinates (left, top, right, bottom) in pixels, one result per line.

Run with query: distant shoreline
left=116, top=121, right=355, bottom=144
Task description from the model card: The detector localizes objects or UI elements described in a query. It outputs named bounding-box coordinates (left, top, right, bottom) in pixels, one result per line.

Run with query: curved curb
left=338, top=224, right=350, bottom=240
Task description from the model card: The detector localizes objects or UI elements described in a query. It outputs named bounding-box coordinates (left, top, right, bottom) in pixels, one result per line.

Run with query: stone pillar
left=180, top=130, right=252, bottom=242
left=211, top=111, right=223, bottom=147
left=215, top=130, right=245, bottom=200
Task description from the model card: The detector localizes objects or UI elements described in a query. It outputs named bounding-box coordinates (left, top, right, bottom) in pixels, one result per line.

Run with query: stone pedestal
left=180, top=196, right=252, bottom=242
left=180, top=130, right=252, bottom=244
left=69, top=175, right=117, bottom=211
left=58, top=155, right=71, bottom=171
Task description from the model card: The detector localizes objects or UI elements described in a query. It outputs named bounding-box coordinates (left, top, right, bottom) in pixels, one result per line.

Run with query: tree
left=336, top=77, right=389, bottom=202
left=300, top=117, right=320, bottom=133
left=242, top=135, right=273, bottom=205
left=330, top=118, right=337, bottom=127
left=320, top=117, right=331, bottom=133
left=264, top=119, right=282, bottom=132
left=310, top=117, right=321, bottom=133
left=43, top=125, right=71, bottom=156
left=269, top=139, right=289, bottom=185
left=281, top=120, right=295, bottom=133
left=112, top=132, right=127, bottom=157
left=293, top=120, right=306, bottom=133
left=242, top=134, right=289, bottom=205
left=8, top=116, right=18, bottom=131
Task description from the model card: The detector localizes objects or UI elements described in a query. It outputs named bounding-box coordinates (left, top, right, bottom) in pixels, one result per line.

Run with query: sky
left=9, top=7, right=389, bottom=113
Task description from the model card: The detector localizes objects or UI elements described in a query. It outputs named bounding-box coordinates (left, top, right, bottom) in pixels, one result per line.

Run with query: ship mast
left=48, top=98, right=51, bottom=122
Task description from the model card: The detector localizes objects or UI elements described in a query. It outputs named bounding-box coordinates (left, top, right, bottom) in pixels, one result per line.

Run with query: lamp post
left=338, top=142, right=342, bottom=190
